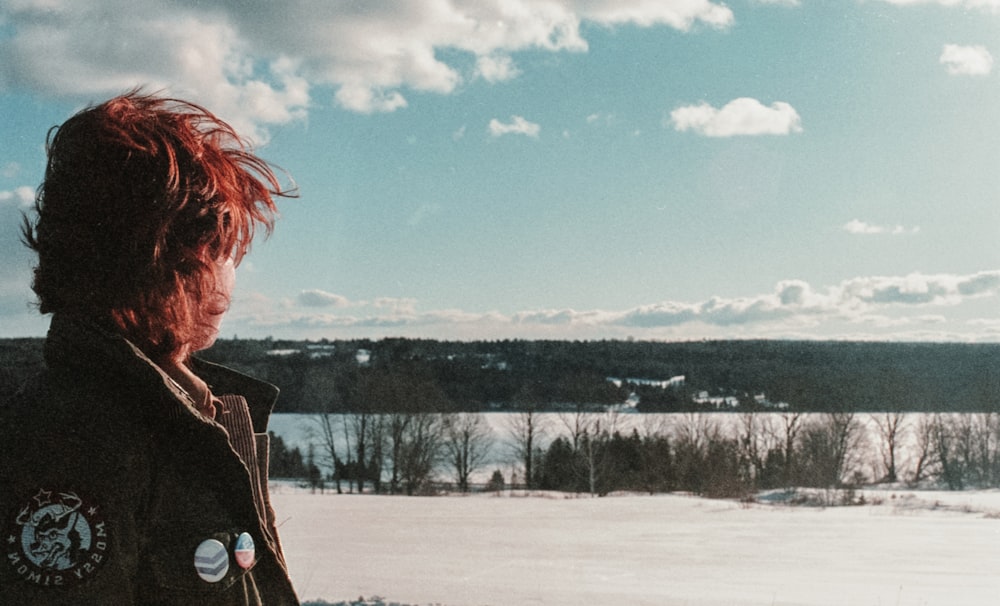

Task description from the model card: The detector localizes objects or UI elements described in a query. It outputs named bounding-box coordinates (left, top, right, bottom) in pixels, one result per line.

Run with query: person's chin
left=193, top=331, right=220, bottom=353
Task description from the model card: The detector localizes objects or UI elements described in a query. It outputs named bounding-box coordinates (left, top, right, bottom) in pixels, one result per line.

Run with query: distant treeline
left=4, top=337, right=1000, bottom=413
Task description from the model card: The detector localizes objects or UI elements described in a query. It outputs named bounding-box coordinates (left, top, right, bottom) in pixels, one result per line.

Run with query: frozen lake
left=273, top=486, right=1000, bottom=606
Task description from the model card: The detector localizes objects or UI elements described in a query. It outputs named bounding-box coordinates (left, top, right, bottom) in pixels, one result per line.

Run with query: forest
left=269, top=405, right=996, bottom=499
left=4, top=336, right=1000, bottom=413
left=6, top=336, right=1000, bottom=496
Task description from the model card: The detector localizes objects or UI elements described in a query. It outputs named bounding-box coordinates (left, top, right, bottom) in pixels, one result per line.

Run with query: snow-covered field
left=272, top=485, right=1000, bottom=606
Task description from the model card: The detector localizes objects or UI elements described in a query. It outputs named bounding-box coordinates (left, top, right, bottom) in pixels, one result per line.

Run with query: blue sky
left=2, top=0, right=1000, bottom=342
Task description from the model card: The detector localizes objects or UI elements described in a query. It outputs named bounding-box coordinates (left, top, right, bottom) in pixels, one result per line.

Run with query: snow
left=272, top=486, right=1000, bottom=606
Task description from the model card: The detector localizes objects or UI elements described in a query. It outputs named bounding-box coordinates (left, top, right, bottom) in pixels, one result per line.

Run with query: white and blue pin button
left=194, top=539, right=229, bottom=583
left=234, top=532, right=256, bottom=569
left=194, top=532, right=256, bottom=583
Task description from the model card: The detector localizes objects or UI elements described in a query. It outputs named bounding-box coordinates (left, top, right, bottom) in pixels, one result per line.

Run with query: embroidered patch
left=4, top=489, right=109, bottom=587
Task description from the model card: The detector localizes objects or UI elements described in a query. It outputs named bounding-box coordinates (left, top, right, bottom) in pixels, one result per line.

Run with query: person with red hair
left=1, top=91, right=300, bottom=604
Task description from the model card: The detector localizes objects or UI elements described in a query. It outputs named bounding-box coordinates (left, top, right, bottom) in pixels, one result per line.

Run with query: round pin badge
left=234, top=532, right=255, bottom=569
left=194, top=539, right=229, bottom=583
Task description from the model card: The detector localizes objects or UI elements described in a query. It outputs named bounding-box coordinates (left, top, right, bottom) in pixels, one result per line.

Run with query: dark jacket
left=0, top=315, right=299, bottom=605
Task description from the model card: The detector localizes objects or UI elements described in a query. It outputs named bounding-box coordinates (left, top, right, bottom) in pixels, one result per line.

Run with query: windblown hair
left=23, top=90, right=291, bottom=360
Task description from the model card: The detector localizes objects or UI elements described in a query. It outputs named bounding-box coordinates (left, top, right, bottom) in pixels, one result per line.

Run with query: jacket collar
left=44, top=313, right=279, bottom=433
left=189, top=357, right=280, bottom=432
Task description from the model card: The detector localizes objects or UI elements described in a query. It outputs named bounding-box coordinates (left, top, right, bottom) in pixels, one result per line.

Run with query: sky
left=1, top=0, right=1000, bottom=343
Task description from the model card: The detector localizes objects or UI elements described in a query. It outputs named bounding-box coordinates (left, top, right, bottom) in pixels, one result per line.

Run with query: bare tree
left=348, top=367, right=385, bottom=493
left=735, top=411, right=773, bottom=490
left=306, top=372, right=346, bottom=493
left=942, top=413, right=1000, bottom=488
left=443, top=412, right=494, bottom=492
left=872, top=411, right=907, bottom=483
left=909, top=413, right=936, bottom=486
left=557, top=409, right=590, bottom=452
left=756, top=411, right=803, bottom=489
left=978, top=413, right=1000, bottom=486
left=366, top=414, right=387, bottom=493
left=798, top=411, right=865, bottom=489
left=348, top=411, right=371, bottom=492
left=831, top=410, right=867, bottom=486
left=339, top=412, right=356, bottom=493
left=359, top=364, right=450, bottom=494
left=932, top=414, right=965, bottom=490
left=966, top=412, right=1000, bottom=487
left=387, top=411, right=412, bottom=494
left=953, top=414, right=975, bottom=481
left=777, top=411, right=803, bottom=488
left=672, top=413, right=716, bottom=494
left=396, top=413, right=445, bottom=495
left=312, top=412, right=344, bottom=493
left=507, top=408, right=546, bottom=489
left=579, top=410, right=621, bottom=496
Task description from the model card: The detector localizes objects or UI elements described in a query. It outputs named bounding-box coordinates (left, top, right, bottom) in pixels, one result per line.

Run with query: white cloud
left=586, top=112, right=615, bottom=126
left=669, top=98, right=803, bottom=137
left=334, top=86, right=408, bottom=115
left=0, top=186, right=35, bottom=207
left=514, top=308, right=626, bottom=326
left=1, top=163, right=22, bottom=179
left=0, top=6, right=309, bottom=143
left=956, top=272, right=1000, bottom=296
left=837, top=271, right=1000, bottom=307
left=616, top=272, right=1000, bottom=330
left=579, top=0, right=733, bottom=29
left=230, top=270, right=1000, bottom=341
left=939, top=44, right=994, bottom=76
left=0, top=0, right=734, bottom=134
left=373, top=297, right=420, bottom=316
left=843, top=219, right=920, bottom=236
left=877, top=0, right=1000, bottom=12
left=489, top=115, right=541, bottom=138
left=476, top=54, right=521, bottom=83
left=298, top=290, right=351, bottom=308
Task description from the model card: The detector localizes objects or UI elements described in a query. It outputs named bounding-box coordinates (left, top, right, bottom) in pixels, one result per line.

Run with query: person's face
left=192, top=256, right=236, bottom=352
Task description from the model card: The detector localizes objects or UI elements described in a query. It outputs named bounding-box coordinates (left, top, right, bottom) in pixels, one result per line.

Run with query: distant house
left=306, top=344, right=336, bottom=359
left=690, top=391, right=789, bottom=410
left=607, top=375, right=686, bottom=389
left=609, top=392, right=642, bottom=413
left=479, top=354, right=510, bottom=371
left=266, top=344, right=337, bottom=359
left=693, top=391, right=739, bottom=409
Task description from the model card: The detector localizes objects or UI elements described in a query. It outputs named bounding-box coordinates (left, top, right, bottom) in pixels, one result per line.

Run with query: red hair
left=23, top=90, right=292, bottom=360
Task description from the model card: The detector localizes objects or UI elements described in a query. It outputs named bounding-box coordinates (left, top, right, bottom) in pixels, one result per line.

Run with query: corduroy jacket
left=0, top=314, right=299, bottom=605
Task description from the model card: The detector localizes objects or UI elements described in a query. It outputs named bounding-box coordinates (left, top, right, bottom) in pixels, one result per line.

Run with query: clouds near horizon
left=298, top=290, right=351, bottom=308
left=226, top=270, right=1000, bottom=342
